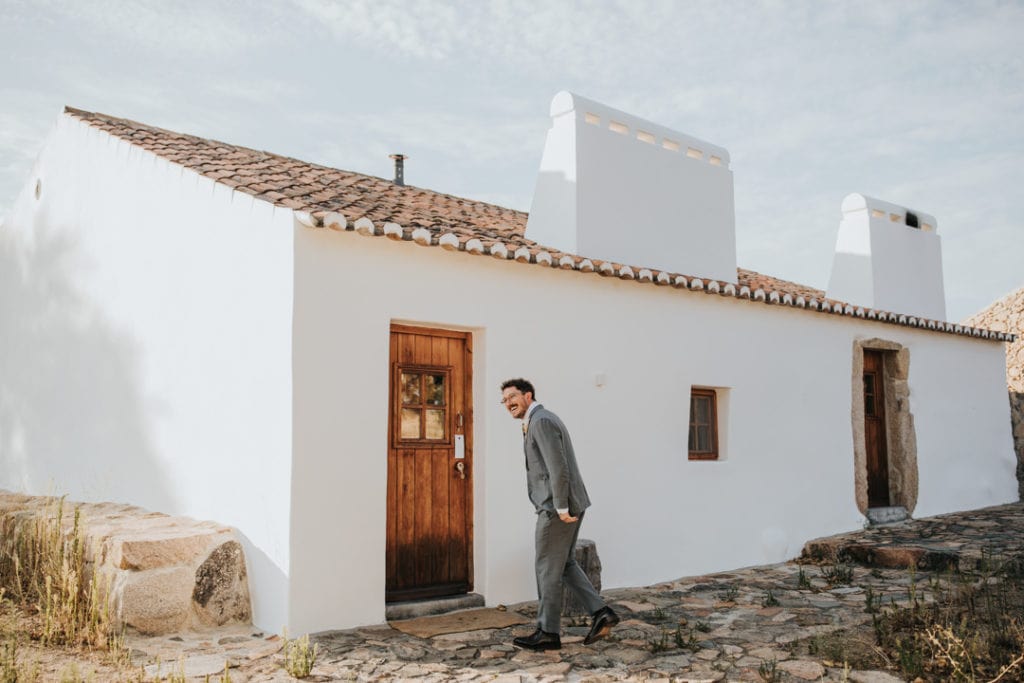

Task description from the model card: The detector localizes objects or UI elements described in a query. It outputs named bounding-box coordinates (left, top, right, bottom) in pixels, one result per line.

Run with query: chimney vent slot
left=686, top=147, right=703, bottom=160
left=662, top=139, right=681, bottom=152
left=584, top=112, right=601, bottom=125
left=871, top=209, right=886, bottom=219
left=609, top=120, right=629, bottom=135
left=905, top=211, right=920, bottom=228
left=709, top=156, right=723, bottom=166
left=637, top=130, right=656, bottom=144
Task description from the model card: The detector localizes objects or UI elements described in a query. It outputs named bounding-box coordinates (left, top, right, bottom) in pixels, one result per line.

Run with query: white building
left=1, top=94, right=1018, bottom=635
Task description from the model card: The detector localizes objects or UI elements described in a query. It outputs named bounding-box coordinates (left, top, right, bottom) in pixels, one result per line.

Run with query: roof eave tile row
left=63, top=106, right=1013, bottom=344
left=295, top=210, right=1015, bottom=344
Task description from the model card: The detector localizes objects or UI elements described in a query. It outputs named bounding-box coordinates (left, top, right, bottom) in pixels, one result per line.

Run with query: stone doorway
left=851, top=339, right=919, bottom=517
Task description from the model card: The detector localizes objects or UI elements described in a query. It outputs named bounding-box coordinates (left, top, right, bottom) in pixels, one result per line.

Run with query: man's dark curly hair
left=500, top=378, right=536, bottom=398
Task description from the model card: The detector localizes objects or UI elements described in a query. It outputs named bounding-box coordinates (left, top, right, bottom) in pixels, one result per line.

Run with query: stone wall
left=965, top=289, right=1024, bottom=499
left=1010, top=392, right=1024, bottom=500
left=0, top=492, right=251, bottom=635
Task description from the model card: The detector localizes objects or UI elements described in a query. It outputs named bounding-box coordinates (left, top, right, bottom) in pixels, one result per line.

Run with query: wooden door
left=386, top=324, right=473, bottom=602
left=863, top=350, right=891, bottom=507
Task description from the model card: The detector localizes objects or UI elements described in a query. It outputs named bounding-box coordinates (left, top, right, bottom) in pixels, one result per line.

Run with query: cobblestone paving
left=126, top=502, right=1024, bottom=682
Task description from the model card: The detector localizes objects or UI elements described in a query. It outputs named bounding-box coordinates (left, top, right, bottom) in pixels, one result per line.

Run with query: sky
left=1, top=0, right=1022, bottom=321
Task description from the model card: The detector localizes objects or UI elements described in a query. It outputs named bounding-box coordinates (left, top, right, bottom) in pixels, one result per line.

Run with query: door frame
left=385, top=323, right=474, bottom=602
left=850, top=339, right=919, bottom=516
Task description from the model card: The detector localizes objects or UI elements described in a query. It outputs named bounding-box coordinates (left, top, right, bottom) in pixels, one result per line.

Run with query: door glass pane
left=401, top=373, right=421, bottom=404
left=425, top=409, right=445, bottom=439
left=401, top=408, right=421, bottom=439
left=864, top=374, right=876, bottom=416
left=426, top=374, right=445, bottom=405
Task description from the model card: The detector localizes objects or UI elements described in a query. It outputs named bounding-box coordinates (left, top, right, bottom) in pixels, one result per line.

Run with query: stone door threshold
left=866, top=506, right=910, bottom=526
left=385, top=593, right=485, bottom=621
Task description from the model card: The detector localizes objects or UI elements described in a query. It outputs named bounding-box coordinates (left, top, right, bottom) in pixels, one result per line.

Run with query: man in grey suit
left=501, top=378, right=619, bottom=651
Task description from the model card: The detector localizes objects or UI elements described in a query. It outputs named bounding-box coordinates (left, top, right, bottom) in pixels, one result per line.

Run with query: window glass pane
left=426, top=374, right=445, bottom=405
left=694, top=396, right=709, bottom=425
left=425, top=409, right=445, bottom=439
left=696, top=425, right=709, bottom=452
left=401, top=373, right=421, bottom=404
left=688, top=425, right=697, bottom=451
left=401, top=408, right=421, bottom=439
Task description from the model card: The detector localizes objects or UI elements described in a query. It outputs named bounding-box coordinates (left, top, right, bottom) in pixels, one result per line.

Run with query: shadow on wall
left=0, top=225, right=175, bottom=511
left=231, top=528, right=287, bottom=631
left=1009, top=392, right=1024, bottom=501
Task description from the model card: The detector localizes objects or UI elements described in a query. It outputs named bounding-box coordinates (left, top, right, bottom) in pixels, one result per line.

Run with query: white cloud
left=24, top=0, right=282, bottom=58
left=290, top=0, right=464, bottom=60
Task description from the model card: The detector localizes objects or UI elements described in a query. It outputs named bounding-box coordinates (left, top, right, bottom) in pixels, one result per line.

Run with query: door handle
left=455, top=461, right=466, bottom=480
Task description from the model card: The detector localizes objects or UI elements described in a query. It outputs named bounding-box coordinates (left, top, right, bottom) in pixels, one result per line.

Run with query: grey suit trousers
left=534, top=510, right=604, bottom=633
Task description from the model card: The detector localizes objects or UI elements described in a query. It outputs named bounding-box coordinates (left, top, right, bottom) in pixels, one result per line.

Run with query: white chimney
left=826, top=193, right=946, bottom=321
left=525, top=92, right=737, bottom=283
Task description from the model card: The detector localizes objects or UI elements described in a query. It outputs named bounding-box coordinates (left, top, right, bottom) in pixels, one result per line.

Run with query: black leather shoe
left=513, top=628, right=561, bottom=650
left=584, top=606, right=620, bottom=645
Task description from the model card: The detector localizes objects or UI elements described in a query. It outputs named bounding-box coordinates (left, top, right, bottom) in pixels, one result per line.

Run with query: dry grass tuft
left=0, top=497, right=114, bottom=649
left=282, top=631, right=318, bottom=679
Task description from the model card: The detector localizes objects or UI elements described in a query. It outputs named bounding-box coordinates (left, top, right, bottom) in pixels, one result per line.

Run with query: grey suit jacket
left=524, top=404, right=592, bottom=516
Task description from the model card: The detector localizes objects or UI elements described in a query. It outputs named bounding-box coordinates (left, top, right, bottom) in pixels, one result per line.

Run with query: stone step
left=802, top=537, right=960, bottom=571
left=385, top=593, right=485, bottom=621
left=866, top=506, right=910, bottom=526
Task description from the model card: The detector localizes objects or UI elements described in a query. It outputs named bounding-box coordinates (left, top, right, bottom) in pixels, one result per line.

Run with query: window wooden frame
left=688, top=388, right=719, bottom=461
left=392, top=364, right=453, bottom=447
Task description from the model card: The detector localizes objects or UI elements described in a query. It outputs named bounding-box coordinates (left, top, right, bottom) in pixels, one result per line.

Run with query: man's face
left=502, top=386, right=533, bottom=419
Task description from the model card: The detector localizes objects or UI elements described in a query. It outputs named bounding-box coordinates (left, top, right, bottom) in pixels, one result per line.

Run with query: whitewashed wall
left=910, top=336, right=1017, bottom=515
left=3, top=114, right=1016, bottom=637
left=0, top=115, right=295, bottom=632
left=291, top=228, right=1017, bottom=632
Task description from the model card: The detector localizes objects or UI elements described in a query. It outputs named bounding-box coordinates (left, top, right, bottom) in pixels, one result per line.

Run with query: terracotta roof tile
left=737, top=268, right=825, bottom=302
left=62, top=106, right=1011, bottom=343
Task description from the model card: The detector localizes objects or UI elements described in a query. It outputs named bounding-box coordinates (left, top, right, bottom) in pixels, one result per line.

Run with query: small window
left=688, top=388, right=719, bottom=460
left=395, top=366, right=450, bottom=443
